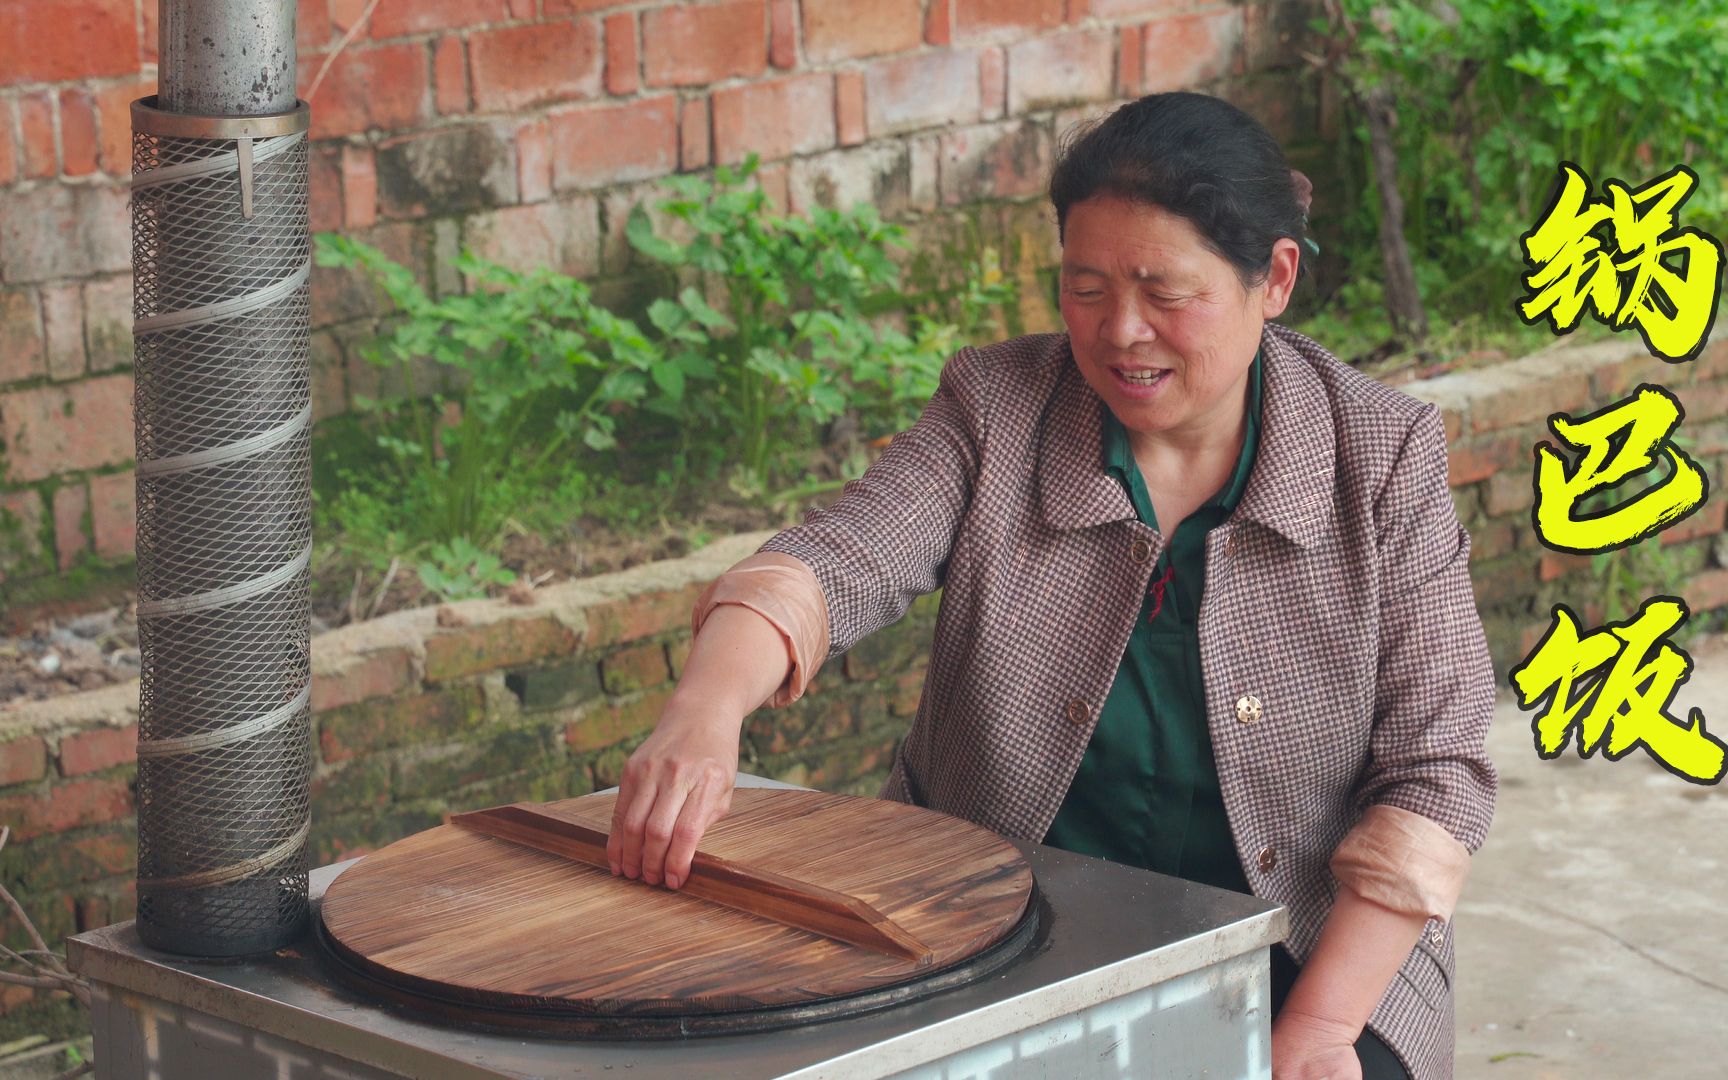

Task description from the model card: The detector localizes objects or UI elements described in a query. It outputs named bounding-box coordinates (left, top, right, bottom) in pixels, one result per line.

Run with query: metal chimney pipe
left=130, top=0, right=314, bottom=957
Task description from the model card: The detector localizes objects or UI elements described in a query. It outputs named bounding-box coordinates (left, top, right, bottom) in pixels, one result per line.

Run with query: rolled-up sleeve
left=754, top=347, right=988, bottom=659
left=691, top=552, right=830, bottom=707
left=1335, top=402, right=1498, bottom=921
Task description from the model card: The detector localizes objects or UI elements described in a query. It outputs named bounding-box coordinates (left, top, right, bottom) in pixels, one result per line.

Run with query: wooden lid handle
left=449, top=804, right=933, bottom=967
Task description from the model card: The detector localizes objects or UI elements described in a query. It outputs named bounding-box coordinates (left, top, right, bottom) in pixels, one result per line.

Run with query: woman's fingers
left=662, top=773, right=733, bottom=890
left=611, top=756, right=664, bottom=880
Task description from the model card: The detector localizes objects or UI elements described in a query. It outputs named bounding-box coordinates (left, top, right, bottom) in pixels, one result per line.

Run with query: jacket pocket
left=1393, top=930, right=1451, bottom=1013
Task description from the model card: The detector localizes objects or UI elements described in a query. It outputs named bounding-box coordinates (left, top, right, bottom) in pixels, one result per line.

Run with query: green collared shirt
left=1042, top=351, right=1264, bottom=895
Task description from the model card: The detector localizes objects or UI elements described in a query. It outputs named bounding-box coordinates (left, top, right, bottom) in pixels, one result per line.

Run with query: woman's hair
left=1047, top=91, right=1310, bottom=290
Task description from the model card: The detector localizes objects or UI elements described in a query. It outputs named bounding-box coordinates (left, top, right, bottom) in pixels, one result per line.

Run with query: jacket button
left=1130, top=538, right=1153, bottom=563
left=1256, top=845, right=1277, bottom=872
left=1428, top=922, right=1444, bottom=946
left=1236, top=694, right=1263, bottom=724
left=1065, top=699, right=1090, bottom=725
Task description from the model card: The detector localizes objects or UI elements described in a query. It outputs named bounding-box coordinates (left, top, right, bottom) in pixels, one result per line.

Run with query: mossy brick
left=309, top=757, right=393, bottom=816
left=0, top=820, right=135, bottom=894
left=311, top=646, right=416, bottom=711
left=310, top=800, right=448, bottom=865
left=3, top=891, right=75, bottom=954
left=584, top=583, right=707, bottom=648
left=600, top=641, right=671, bottom=694
left=667, top=637, right=691, bottom=679
left=745, top=694, right=855, bottom=757
left=1676, top=378, right=1728, bottom=423
left=0, top=737, right=46, bottom=787
left=1537, top=550, right=1593, bottom=583
left=424, top=612, right=580, bottom=683
left=889, top=669, right=925, bottom=718
left=764, top=734, right=898, bottom=793
left=57, top=724, right=135, bottom=776
left=565, top=687, right=673, bottom=753
left=841, top=619, right=932, bottom=681
left=393, top=724, right=560, bottom=800
left=0, top=777, right=132, bottom=841
left=317, top=685, right=486, bottom=763
left=445, top=763, right=595, bottom=814
left=1483, top=468, right=1535, bottom=517
left=506, top=658, right=604, bottom=711
left=1685, top=568, right=1728, bottom=611
left=1469, top=557, right=1532, bottom=610
left=0, top=993, right=86, bottom=1046
left=1467, top=518, right=1521, bottom=563
left=590, top=744, right=630, bottom=789
left=1448, top=433, right=1527, bottom=488
left=1658, top=499, right=1727, bottom=547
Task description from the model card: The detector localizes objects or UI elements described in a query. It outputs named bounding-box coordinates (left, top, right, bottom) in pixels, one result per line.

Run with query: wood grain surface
left=319, top=788, right=1034, bottom=1015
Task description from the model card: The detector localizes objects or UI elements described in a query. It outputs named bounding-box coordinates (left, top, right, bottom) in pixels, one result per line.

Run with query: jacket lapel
left=1036, top=339, right=1137, bottom=531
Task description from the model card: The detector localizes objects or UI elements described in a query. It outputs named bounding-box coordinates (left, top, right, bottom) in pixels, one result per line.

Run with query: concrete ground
left=1453, top=630, right=1728, bottom=1077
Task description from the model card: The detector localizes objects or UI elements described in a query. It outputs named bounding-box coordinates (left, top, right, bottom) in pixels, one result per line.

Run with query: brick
left=311, top=802, right=446, bottom=864
left=466, top=196, right=604, bottom=283
left=330, top=0, right=369, bottom=34
left=788, top=142, right=911, bottom=218
left=1446, top=433, right=1527, bottom=488
left=309, top=142, right=344, bottom=232
left=550, top=96, right=678, bottom=189
left=341, top=145, right=377, bottom=232
left=314, top=220, right=425, bottom=327
left=19, top=92, right=54, bottom=179
left=424, top=611, right=581, bottom=683
left=41, top=284, right=86, bottom=382
left=1466, top=518, right=1519, bottom=562
left=1243, top=0, right=1304, bottom=71
left=1142, top=9, right=1243, bottom=91
left=1117, top=23, right=1145, bottom=96
left=746, top=695, right=853, bottom=755
left=0, top=823, right=135, bottom=895
left=1090, top=0, right=1183, bottom=15
left=952, top=0, right=1063, bottom=40
left=908, top=134, right=939, bottom=209
left=470, top=19, right=602, bottom=111
left=1536, top=550, right=1591, bottom=583
left=59, top=726, right=137, bottom=777
left=680, top=97, right=712, bottom=172
left=980, top=47, right=1006, bottom=121
left=938, top=119, right=1051, bottom=206
left=395, top=726, right=561, bottom=800
left=506, top=658, right=603, bottom=710
left=310, top=330, right=349, bottom=422
left=0, top=288, right=46, bottom=384
left=601, top=641, right=671, bottom=694
left=770, top=0, right=797, bottom=68
left=890, top=668, right=924, bottom=717
left=1483, top=468, right=1535, bottom=517
left=0, top=0, right=138, bottom=86
left=566, top=687, right=673, bottom=753
left=433, top=35, right=470, bottom=114
left=376, top=124, right=517, bottom=218
left=643, top=0, right=767, bottom=88
left=369, top=0, right=510, bottom=39
left=1008, top=30, right=1114, bottom=113
left=318, top=684, right=486, bottom=762
left=82, top=274, right=133, bottom=372
left=58, top=89, right=99, bottom=176
left=96, top=76, right=155, bottom=176
left=308, top=758, right=392, bottom=816
left=667, top=638, right=692, bottom=679
left=311, top=646, right=416, bottom=711
left=1676, top=379, right=1728, bottom=424
left=801, top=0, right=920, bottom=62
left=52, top=483, right=90, bottom=571
left=835, top=72, right=866, bottom=147
left=925, top=0, right=952, bottom=45
left=1471, top=373, right=1593, bottom=434
left=0, top=375, right=135, bottom=484
left=755, top=161, right=791, bottom=214
left=864, top=50, right=980, bottom=138
left=0, top=778, right=133, bottom=842
left=89, top=470, right=136, bottom=559
left=1659, top=498, right=1726, bottom=547
left=547, top=0, right=634, bottom=12
left=585, top=583, right=707, bottom=647
left=0, top=490, right=45, bottom=577
left=0, top=739, right=47, bottom=788
left=605, top=12, right=640, bottom=95
left=1686, top=567, right=1728, bottom=612
left=517, top=118, right=553, bottom=203
left=0, top=100, right=13, bottom=184
left=1468, top=556, right=1529, bottom=610
left=297, top=42, right=430, bottom=140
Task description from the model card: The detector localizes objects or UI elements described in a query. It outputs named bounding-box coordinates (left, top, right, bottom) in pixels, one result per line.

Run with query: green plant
left=625, top=154, right=982, bottom=491
left=1309, top=0, right=1728, bottom=350
left=313, top=235, right=670, bottom=551
left=416, top=537, right=518, bottom=602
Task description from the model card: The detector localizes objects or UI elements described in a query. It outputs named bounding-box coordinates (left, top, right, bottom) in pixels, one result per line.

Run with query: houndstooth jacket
left=752, top=322, right=1498, bottom=1078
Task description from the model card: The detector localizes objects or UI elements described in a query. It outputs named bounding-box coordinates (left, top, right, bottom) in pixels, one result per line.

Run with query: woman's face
left=1059, top=193, right=1299, bottom=448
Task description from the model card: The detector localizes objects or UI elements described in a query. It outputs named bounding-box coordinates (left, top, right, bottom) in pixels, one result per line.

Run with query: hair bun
left=1291, top=169, right=1314, bottom=216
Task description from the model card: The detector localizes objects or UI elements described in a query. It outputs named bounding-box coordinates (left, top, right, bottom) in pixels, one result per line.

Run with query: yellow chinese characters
left=1531, top=385, right=1708, bottom=553
left=1511, top=599, right=1726, bottom=784
left=1518, top=162, right=1723, bottom=361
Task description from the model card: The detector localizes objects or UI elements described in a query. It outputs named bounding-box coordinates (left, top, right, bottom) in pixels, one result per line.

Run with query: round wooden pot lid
left=318, top=788, right=1035, bottom=1031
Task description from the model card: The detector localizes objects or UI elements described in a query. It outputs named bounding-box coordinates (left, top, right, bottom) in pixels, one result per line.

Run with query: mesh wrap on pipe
left=131, top=111, right=314, bottom=956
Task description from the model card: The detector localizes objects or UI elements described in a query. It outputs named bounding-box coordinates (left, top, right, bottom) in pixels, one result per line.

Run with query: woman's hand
left=1271, top=1011, right=1362, bottom=1080
left=606, top=695, right=744, bottom=890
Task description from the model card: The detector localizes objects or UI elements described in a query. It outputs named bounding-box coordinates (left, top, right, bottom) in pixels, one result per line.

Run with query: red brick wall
left=0, top=0, right=1317, bottom=608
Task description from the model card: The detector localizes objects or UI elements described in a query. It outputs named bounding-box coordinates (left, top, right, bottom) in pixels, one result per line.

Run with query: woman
left=605, top=92, right=1497, bottom=1080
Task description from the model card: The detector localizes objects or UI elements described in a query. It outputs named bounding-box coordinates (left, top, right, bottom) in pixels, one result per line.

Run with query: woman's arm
left=1271, top=887, right=1426, bottom=1079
